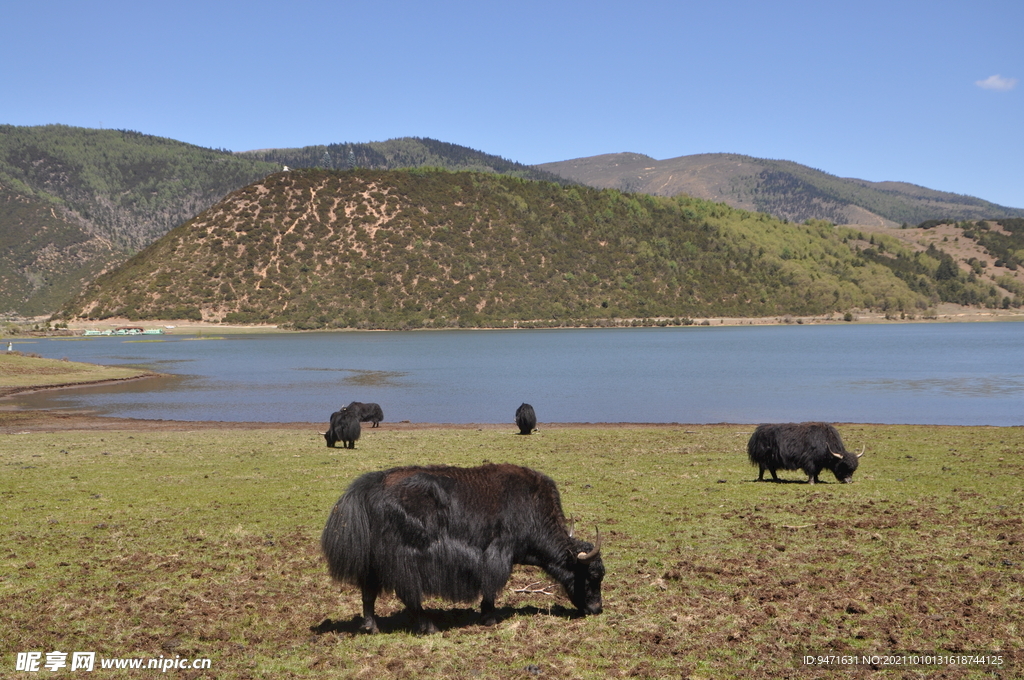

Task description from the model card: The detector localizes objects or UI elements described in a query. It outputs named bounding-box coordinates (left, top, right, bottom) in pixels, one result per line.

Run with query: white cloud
left=975, top=74, right=1018, bottom=91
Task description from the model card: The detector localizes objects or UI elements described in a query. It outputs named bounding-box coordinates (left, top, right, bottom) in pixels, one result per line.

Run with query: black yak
left=323, top=407, right=361, bottom=449
left=515, top=403, right=537, bottom=435
left=346, top=401, right=384, bottom=428
left=321, top=463, right=604, bottom=633
left=747, top=422, right=864, bottom=484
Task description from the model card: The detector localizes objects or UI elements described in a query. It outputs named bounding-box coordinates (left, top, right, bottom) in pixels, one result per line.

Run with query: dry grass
left=1, top=423, right=1022, bottom=678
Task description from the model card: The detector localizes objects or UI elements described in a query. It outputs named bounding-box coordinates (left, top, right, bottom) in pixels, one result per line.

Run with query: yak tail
left=321, top=471, right=385, bottom=585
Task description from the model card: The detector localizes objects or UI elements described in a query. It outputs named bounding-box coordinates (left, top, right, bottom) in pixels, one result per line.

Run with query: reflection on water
left=8, top=323, right=1024, bottom=425
left=295, top=368, right=410, bottom=387
left=852, top=376, right=1024, bottom=397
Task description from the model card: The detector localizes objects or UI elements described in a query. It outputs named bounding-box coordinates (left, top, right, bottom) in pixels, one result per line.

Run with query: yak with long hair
left=321, top=463, right=604, bottom=633
left=747, top=422, right=864, bottom=484
left=346, top=401, right=384, bottom=428
left=323, top=407, right=361, bottom=449
left=515, top=403, right=537, bottom=435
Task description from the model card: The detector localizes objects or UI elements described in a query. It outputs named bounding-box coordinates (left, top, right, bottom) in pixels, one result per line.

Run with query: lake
left=8, top=323, right=1024, bottom=426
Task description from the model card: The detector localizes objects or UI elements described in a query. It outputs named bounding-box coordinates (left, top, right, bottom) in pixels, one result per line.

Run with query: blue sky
left=4, top=0, right=1022, bottom=208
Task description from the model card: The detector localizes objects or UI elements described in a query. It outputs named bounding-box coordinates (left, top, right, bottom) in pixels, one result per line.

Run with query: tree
left=935, top=256, right=959, bottom=281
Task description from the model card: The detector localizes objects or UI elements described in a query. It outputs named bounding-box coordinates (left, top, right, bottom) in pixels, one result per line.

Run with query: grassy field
left=0, top=352, right=155, bottom=396
left=1, top=423, right=1021, bottom=678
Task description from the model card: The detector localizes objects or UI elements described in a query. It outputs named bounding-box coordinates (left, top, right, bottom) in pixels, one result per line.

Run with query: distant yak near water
left=321, top=463, right=604, bottom=633
left=747, top=422, right=864, bottom=484
left=322, top=406, right=361, bottom=448
left=346, top=401, right=384, bottom=428
left=515, top=403, right=537, bottom=435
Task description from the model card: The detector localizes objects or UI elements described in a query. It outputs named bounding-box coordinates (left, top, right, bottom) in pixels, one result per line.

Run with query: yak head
left=830, top=445, right=865, bottom=483
left=566, top=525, right=604, bottom=615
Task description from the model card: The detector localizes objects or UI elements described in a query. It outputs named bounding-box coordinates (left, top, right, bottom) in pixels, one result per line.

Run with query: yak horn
left=829, top=446, right=844, bottom=459
left=856, top=445, right=865, bottom=458
left=576, top=527, right=602, bottom=563
left=568, top=516, right=576, bottom=539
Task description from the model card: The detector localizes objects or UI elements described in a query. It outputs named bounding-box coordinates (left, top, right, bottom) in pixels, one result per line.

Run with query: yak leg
left=395, top=585, right=437, bottom=634
left=479, top=596, right=499, bottom=626
left=360, top=583, right=380, bottom=634
left=479, top=548, right=511, bottom=626
left=404, top=603, right=438, bottom=635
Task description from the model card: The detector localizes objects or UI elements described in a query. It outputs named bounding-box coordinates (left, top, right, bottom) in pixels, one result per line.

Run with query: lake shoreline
left=49, top=303, right=1024, bottom=335
left=3, top=408, right=1018, bottom=435
left=0, top=409, right=718, bottom=433
left=0, top=372, right=162, bottom=399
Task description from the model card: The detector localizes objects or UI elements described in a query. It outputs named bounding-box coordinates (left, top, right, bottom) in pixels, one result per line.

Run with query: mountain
left=5, top=125, right=1023, bottom=320
left=0, top=127, right=569, bottom=317
left=0, top=125, right=281, bottom=316
left=0, top=183, right=119, bottom=317
left=56, top=168, right=1018, bottom=330
left=536, top=153, right=1024, bottom=227
left=238, top=137, right=569, bottom=185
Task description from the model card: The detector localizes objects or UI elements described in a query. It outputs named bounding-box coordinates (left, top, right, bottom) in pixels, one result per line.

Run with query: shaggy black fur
left=515, top=403, right=537, bottom=435
left=324, top=407, right=361, bottom=448
left=321, top=463, right=604, bottom=633
left=346, top=401, right=384, bottom=427
left=747, top=422, right=862, bottom=484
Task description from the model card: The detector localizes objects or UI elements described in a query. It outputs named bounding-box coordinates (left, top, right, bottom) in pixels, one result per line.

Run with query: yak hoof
left=415, top=619, right=439, bottom=635
left=359, top=617, right=379, bottom=634
left=480, top=612, right=499, bottom=627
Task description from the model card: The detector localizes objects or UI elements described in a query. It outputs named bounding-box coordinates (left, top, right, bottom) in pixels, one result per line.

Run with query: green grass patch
left=0, top=353, right=155, bottom=394
left=2, top=424, right=1021, bottom=678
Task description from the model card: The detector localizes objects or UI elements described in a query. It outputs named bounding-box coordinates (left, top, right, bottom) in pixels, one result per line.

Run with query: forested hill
left=6, top=125, right=1024, bottom=320
left=0, top=127, right=561, bottom=317
left=238, top=137, right=569, bottom=185
left=537, top=153, right=1024, bottom=227
left=0, top=125, right=281, bottom=316
left=56, top=168, right=1021, bottom=330
left=0, top=125, right=281, bottom=250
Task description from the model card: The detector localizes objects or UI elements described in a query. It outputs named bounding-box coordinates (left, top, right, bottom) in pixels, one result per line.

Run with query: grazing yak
left=346, top=401, right=384, bottom=428
left=321, top=463, right=604, bottom=633
left=747, top=422, right=864, bottom=484
left=515, top=403, right=537, bottom=435
left=323, top=407, right=361, bottom=449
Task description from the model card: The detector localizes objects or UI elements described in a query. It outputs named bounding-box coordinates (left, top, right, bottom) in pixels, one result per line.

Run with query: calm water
left=8, top=323, right=1024, bottom=426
